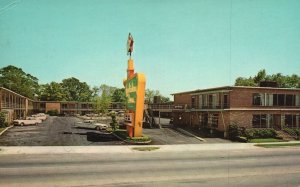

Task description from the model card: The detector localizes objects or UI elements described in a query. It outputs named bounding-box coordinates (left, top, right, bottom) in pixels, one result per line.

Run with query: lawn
left=255, top=143, right=300, bottom=148
left=248, top=138, right=286, bottom=143
left=132, top=147, right=160, bottom=151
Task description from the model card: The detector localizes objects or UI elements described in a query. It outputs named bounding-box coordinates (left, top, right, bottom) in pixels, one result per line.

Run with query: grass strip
left=255, top=143, right=300, bottom=148
left=249, top=138, right=285, bottom=143
left=132, top=147, right=160, bottom=151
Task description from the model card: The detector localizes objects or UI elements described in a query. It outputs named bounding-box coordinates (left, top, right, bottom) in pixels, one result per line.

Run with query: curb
left=0, top=125, right=13, bottom=136
left=112, top=132, right=152, bottom=145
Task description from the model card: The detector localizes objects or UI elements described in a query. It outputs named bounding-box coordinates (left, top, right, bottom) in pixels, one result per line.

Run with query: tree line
left=235, top=69, right=300, bottom=88
left=0, top=65, right=171, bottom=105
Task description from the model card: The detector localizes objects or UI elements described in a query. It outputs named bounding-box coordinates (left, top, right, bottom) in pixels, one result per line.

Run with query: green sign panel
left=125, top=76, right=138, bottom=111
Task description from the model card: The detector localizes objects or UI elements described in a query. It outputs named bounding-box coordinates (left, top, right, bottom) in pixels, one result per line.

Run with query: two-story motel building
left=172, top=86, right=300, bottom=135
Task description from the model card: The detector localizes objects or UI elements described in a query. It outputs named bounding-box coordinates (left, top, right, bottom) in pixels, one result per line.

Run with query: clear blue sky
left=1, top=0, right=299, bottom=98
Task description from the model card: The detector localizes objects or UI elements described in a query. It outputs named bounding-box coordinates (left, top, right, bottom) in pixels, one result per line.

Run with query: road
left=0, top=147, right=300, bottom=186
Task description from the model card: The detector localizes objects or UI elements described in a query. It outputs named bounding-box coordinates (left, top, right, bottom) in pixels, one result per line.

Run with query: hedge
left=245, top=129, right=277, bottom=139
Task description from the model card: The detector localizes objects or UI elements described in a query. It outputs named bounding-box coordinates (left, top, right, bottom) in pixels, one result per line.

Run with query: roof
left=171, top=85, right=300, bottom=95
left=0, top=87, right=35, bottom=101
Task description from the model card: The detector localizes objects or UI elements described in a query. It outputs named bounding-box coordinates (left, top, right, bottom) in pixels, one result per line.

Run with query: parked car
left=94, top=123, right=109, bottom=131
left=13, top=119, right=40, bottom=126
left=32, top=113, right=48, bottom=121
left=26, top=117, right=42, bottom=123
left=83, top=119, right=95, bottom=123
left=76, top=121, right=109, bottom=131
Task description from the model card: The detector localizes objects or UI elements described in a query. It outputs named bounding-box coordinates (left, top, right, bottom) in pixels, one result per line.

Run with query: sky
left=1, top=0, right=300, bottom=98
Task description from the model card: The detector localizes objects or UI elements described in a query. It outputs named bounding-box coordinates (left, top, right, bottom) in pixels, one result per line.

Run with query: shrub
left=0, top=112, right=6, bottom=128
left=110, top=113, right=119, bottom=131
left=46, top=110, right=59, bottom=116
left=245, top=129, right=277, bottom=139
left=228, top=123, right=239, bottom=140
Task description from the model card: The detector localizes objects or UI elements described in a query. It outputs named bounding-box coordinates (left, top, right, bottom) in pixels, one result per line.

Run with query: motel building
left=0, top=87, right=124, bottom=123
left=172, top=85, right=300, bottom=137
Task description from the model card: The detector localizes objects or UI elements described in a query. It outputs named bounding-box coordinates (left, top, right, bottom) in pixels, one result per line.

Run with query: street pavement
left=0, top=145, right=300, bottom=186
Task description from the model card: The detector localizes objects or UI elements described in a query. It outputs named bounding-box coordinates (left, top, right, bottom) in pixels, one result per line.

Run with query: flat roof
left=172, top=86, right=300, bottom=95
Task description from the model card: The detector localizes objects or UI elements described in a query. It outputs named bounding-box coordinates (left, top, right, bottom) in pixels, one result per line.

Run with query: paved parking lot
left=0, top=117, right=231, bottom=146
left=0, top=117, right=123, bottom=146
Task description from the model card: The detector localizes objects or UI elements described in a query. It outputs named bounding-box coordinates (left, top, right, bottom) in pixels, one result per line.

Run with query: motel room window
left=284, top=114, right=298, bottom=128
left=284, top=115, right=293, bottom=128
left=278, top=94, right=285, bottom=106
left=223, top=94, right=228, bottom=108
left=253, top=93, right=263, bottom=106
left=285, top=94, right=295, bottom=106
left=252, top=114, right=267, bottom=128
left=211, top=114, right=219, bottom=128
left=191, top=96, right=195, bottom=109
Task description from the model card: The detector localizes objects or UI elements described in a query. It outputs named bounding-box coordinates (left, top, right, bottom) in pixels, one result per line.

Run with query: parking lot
left=0, top=117, right=230, bottom=146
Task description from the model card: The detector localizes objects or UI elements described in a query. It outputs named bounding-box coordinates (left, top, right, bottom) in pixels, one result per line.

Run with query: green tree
left=235, top=77, right=256, bottom=86
left=145, top=89, right=160, bottom=104
left=235, top=69, right=300, bottom=88
left=0, top=65, right=39, bottom=99
left=112, top=88, right=126, bottom=103
left=144, top=89, right=171, bottom=104
left=92, top=84, right=114, bottom=114
left=39, top=82, right=67, bottom=101
left=61, top=77, right=93, bottom=102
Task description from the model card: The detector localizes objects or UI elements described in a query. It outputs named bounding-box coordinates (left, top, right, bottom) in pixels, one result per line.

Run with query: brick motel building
left=172, top=86, right=300, bottom=137
left=0, top=87, right=123, bottom=123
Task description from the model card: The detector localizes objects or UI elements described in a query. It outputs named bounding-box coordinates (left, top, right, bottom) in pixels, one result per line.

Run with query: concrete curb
left=0, top=125, right=13, bottom=136
left=0, top=143, right=260, bottom=155
left=112, top=132, right=152, bottom=145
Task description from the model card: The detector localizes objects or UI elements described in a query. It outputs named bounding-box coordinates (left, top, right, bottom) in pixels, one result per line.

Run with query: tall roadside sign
left=123, top=33, right=146, bottom=137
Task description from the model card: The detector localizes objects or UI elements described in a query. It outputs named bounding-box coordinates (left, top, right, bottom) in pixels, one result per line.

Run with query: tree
left=92, top=84, right=114, bottom=114
left=39, top=82, right=67, bottom=101
left=235, top=77, right=256, bottom=86
left=112, top=88, right=126, bottom=103
left=145, top=89, right=160, bottom=104
left=234, top=69, right=300, bottom=88
left=145, top=89, right=171, bottom=104
left=0, top=65, right=39, bottom=99
left=61, top=77, right=93, bottom=102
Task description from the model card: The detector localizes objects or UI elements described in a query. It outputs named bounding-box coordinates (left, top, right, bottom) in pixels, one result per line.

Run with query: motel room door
left=272, top=114, right=281, bottom=130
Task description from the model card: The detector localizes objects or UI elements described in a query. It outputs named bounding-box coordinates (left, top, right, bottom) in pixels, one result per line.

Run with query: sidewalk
left=0, top=143, right=259, bottom=155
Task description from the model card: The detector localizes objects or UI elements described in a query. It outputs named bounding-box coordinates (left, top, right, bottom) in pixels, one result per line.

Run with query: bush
left=127, top=135, right=151, bottom=143
left=228, top=123, right=239, bottom=140
left=46, top=110, right=59, bottom=116
left=227, top=123, right=246, bottom=140
left=245, top=129, right=277, bottom=139
left=0, top=112, right=7, bottom=128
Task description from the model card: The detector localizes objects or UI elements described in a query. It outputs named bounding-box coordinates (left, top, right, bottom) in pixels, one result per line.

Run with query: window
left=252, top=114, right=267, bottom=128
left=199, top=113, right=208, bottom=126
left=278, top=94, right=285, bottom=106
left=266, top=93, right=273, bottom=106
left=285, top=94, right=295, bottom=106
left=252, top=115, right=260, bottom=128
left=211, top=114, right=219, bottom=128
left=260, top=114, right=267, bottom=128
left=253, top=93, right=262, bottom=106
left=223, top=94, right=228, bottom=108
left=284, top=114, right=298, bottom=128
left=191, top=96, right=195, bottom=109
left=285, top=115, right=293, bottom=128
left=296, top=95, right=300, bottom=106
